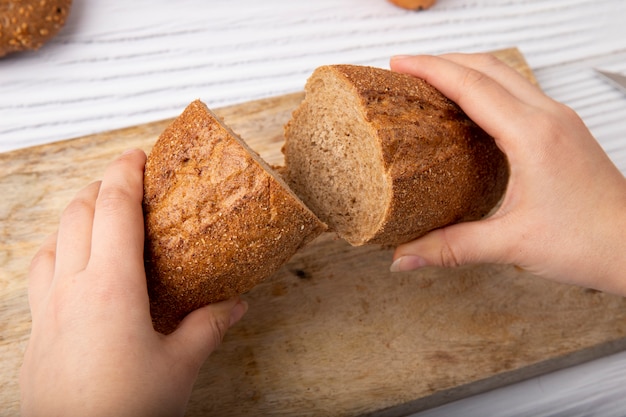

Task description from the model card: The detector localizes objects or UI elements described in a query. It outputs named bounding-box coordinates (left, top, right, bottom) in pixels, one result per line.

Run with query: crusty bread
left=282, top=65, right=509, bottom=246
left=0, top=0, right=72, bottom=57
left=144, top=67, right=509, bottom=331
left=143, top=100, right=326, bottom=334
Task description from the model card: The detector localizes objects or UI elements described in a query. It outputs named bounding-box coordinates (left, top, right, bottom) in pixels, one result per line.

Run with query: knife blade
left=595, top=69, right=626, bottom=95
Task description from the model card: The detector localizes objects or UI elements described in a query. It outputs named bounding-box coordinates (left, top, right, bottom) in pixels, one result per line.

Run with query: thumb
left=168, top=297, right=248, bottom=367
left=391, top=219, right=510, bottom=271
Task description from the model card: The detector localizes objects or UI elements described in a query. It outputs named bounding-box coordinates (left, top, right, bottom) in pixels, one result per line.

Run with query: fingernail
left=391, top=54, right=413, bottom=61
left=390, top=255, right=428, bottom=272
left=229, top=300, right=248, bottom=327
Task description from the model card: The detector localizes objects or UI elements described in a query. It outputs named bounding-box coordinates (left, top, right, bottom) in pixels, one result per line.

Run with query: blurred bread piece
left=388, top=0, right=436, bottom=10
left=143, top=100, right=326, bottom=334
left=282, top=65, right=509, bottom=246
left=0, top=0, right=72, bottom=57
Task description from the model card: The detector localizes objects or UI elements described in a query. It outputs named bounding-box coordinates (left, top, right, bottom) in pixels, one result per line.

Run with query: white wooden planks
left=1, top=0, right=625, bottom=153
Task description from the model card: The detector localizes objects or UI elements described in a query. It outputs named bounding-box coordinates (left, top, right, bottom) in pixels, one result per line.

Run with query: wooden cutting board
left=2, top=48, right=625, bottom=416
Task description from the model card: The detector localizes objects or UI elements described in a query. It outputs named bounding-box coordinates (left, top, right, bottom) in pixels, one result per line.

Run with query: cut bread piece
left=143, top=100, right=327, bottom=334
left=283, top=65, right=509, bottom=246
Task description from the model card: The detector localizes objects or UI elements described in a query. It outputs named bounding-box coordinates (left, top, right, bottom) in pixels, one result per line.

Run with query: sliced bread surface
left=283, top=65, right=509, bottom=246
left=143, top=100, right=326, bottom=334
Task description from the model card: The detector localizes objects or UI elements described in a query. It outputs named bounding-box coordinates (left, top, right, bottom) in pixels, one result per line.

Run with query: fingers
left=27, top=232, right=57, bottom=318
left=168, top=297, right=248, bottom=369
left=28, top=149, right=147, bottom=317
left=438, top=53, right=546, bottom=106
left=54, top=181, right=101, bottom=278
left=391, top=218, right=513, bottom=271
left=390, top=54, right=534, bottom=156
left=88, top=149, right=147, bottom=280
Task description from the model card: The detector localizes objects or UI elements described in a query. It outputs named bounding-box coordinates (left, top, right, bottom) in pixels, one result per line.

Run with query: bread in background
left=388, top=0, right=436, bottom=11
left=0, top=0, right=73, bottom=57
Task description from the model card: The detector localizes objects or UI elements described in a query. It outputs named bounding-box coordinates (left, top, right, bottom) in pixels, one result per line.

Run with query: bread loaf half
left=282, top=65, right=509, bottom=246
left=143, top=100, right=326, bottom=334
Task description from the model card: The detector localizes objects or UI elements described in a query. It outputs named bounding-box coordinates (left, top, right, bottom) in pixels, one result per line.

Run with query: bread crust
left=144, top=100, right=326, bottom=334
left=0, top=0, right=72, bottom=57
left=284, top=65, right=509, bottom=246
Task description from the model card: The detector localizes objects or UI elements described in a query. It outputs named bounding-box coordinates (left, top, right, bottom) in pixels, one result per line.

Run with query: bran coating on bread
left=283, top=65, right=509, bottom=246
left=0, top=0, right=72, bottom=57
left=144, top=100, right=326, bottom=334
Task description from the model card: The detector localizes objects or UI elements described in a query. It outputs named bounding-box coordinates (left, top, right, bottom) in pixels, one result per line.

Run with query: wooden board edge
left=367, top=336, right=626, bottom=417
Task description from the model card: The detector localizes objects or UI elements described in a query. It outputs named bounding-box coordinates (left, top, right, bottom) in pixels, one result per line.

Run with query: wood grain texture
left=1, top=48, right=626, bottom=416
left=187, top=236, right=626, bottom=417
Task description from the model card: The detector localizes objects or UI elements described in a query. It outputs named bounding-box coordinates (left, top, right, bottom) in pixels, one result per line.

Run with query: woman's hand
left=390, top=53, right=626, bottom=295
left=20, top=149, right=248, bottom=417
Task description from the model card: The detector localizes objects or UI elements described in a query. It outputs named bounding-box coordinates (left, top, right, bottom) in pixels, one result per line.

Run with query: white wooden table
left=1, top=0, right=625, bottom=415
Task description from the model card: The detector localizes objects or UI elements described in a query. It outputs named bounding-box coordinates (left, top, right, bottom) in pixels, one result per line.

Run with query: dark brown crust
left=143, top=100, right=326, bottom=334
left=286, top=65, right=509, bottom=246
left=0, top=0, right=73, bottom=57
left=336, top=65, right=508, bottom=245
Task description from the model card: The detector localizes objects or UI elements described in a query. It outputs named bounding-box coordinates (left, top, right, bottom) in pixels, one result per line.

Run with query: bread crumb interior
left=285, top=71, right=388, bottom=244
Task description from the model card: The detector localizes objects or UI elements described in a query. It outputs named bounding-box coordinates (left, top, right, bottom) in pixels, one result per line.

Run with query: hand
left=20, top=149, right=248, bottom=417
left=389, top=53, right=626, bottom=295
